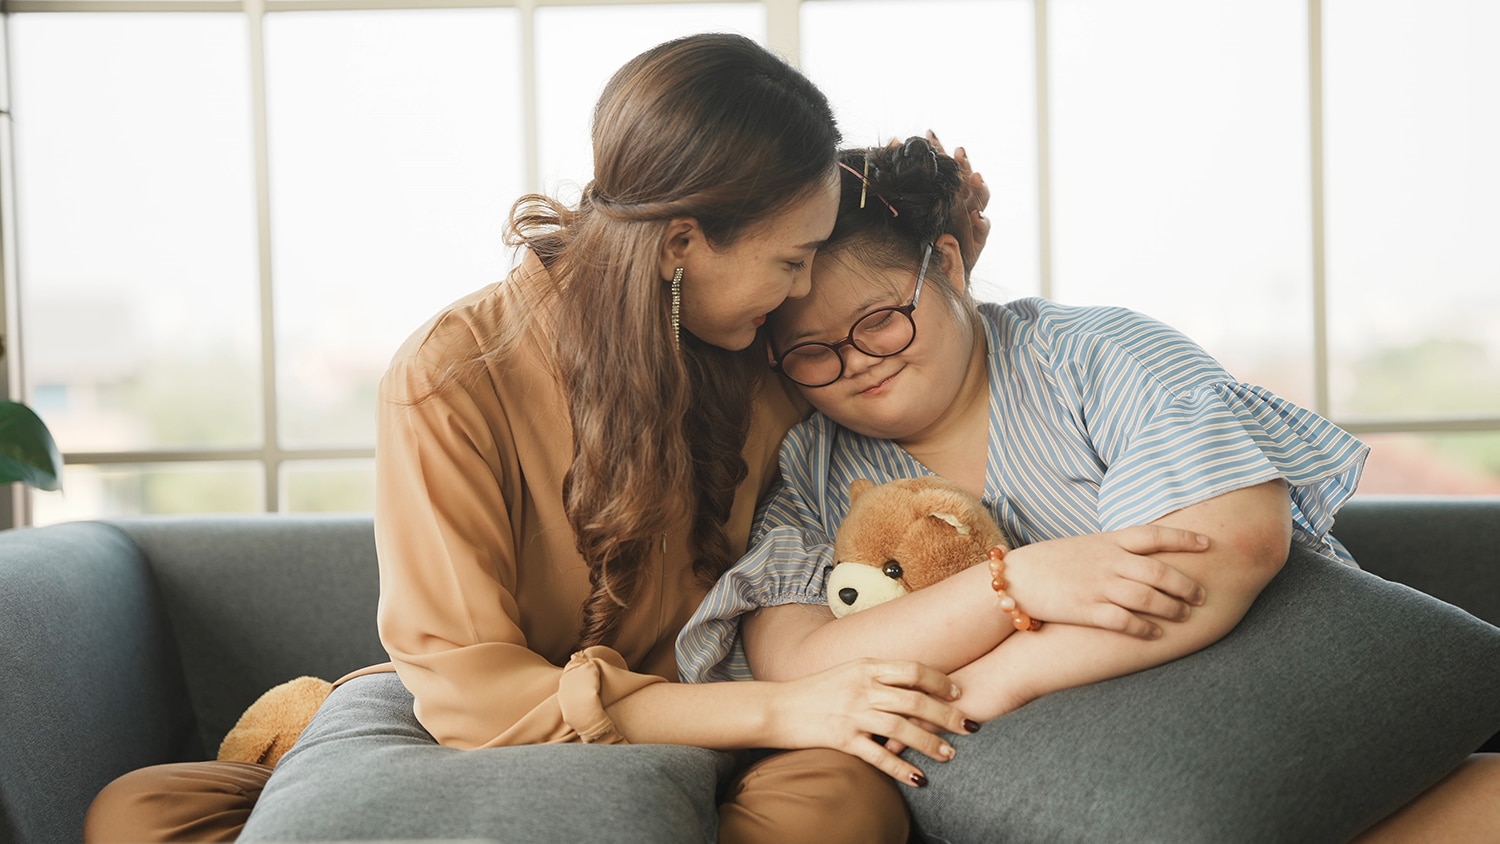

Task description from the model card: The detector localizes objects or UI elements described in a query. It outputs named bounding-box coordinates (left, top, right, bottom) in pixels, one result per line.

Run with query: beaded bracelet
left=987, top=546, right=1043, bottom=632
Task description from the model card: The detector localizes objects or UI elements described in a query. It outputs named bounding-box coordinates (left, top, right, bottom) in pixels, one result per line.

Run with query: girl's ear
left=659, top=217, right=702, bottom=280
left=932, top=233, right=970, bottom=294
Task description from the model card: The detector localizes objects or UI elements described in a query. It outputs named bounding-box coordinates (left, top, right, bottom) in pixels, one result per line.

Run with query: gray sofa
left=1, top=500, right=1498, bottom=844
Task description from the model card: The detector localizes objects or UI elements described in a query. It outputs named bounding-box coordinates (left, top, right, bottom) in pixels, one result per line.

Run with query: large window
left=4, top=0, right=1498, bottom=526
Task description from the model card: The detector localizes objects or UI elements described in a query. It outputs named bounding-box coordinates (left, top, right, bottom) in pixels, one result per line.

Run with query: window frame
left=2, top=0, right=1496, bottom=528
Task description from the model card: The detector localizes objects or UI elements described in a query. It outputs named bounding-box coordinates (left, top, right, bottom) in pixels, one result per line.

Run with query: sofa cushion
left=903, top=543, right=1500, bottom=843
left=240, top=673, right=733, bottom=843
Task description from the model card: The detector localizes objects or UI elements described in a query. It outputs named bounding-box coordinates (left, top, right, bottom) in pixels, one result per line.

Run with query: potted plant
left=0, top=399, right=62, bottom=490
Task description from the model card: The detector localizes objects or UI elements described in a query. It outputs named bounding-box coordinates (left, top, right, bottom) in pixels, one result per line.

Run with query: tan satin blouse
left=355, top=251, right=801, bottom=750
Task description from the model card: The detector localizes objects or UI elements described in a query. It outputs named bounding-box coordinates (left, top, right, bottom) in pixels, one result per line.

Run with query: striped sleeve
left=1053, top=305, right=1368, bottom=553
left=675, top=420, right=842, bottom=684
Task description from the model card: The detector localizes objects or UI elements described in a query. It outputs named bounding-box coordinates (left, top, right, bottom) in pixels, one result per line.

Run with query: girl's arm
left=744, top=481, right=1285, bottom=711
left=950, top=479, right=1292, bottom=721
left=741, top=523, right=1214, bottom=682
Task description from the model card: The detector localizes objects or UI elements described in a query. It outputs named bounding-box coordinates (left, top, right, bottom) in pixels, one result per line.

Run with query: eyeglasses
left=771, top=243, right=932, bottom=388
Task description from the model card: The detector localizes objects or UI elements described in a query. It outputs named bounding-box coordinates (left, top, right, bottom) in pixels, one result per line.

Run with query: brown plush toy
left=828, top=476, right=1009, bottom=618
left=217, top=675, right=334, bottom=767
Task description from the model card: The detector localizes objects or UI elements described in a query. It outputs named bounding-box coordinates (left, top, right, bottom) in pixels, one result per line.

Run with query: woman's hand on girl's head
left=1000, top=527, right=1212, bottom=640
left=770, top=658, right=976, bottom=788
left=923, top=130, right=990, bottom=270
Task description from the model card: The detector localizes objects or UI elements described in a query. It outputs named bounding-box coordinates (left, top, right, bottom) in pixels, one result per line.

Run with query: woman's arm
left=607, top=658, right=973, bottom=787
left=949, top=479, right=1292, bottom=721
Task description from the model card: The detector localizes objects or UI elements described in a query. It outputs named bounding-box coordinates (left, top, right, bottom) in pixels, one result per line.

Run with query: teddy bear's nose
left=838, top=587, right=859, bottom=606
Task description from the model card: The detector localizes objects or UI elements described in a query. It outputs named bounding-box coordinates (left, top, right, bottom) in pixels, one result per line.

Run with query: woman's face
left=769, top=241, right=976, bottom=442
left=677, top=172, right=840, bottom=351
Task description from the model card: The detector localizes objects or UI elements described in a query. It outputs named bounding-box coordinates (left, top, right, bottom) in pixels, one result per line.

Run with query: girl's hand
left=771, top=658, right=977, bottom=788
left=1002, top=526, right=1211, bottom=639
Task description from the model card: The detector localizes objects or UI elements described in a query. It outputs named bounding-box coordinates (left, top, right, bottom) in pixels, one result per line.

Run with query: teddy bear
left=828, top=476, right=1009, bottom=618
left=217, top=675, right=333, bottom=767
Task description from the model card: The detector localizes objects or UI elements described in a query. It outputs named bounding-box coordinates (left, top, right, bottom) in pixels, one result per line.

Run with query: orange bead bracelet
left=987, top=546, right=1042, bottom=632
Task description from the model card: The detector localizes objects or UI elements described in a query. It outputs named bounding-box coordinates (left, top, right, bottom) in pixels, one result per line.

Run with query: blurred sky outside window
left=11, top=1, right=1500, bottom=525
left=263, top=8, right=527, bottom=449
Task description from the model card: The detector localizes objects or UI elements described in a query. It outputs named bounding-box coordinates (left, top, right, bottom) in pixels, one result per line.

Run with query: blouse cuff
left=558, top=646, right=667, bottom=744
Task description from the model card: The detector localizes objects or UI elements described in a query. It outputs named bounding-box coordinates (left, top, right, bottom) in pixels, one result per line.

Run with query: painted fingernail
left=950, top=683, right=961, bottom=699
left=909, top=772, right=928, bottom=787
left=939, top=744, right=955, bottom=759
left=963, top=719, right=982, bottom=734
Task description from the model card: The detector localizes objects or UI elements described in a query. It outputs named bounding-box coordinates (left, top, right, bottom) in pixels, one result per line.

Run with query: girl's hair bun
left=844, top=136, right=962, bottom=246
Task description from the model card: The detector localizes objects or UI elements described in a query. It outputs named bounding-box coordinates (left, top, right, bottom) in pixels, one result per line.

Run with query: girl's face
left=769, top=239, right=976, bottom=442
left=674, top=171, right=841, bottom=351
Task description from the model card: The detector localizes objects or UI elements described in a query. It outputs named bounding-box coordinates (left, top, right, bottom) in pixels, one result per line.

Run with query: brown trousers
left=85, top=748, right=908, bottom=844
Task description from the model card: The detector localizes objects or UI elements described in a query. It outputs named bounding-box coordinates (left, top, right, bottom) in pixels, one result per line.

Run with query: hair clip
left=837, top=159, right=899, bottom=217
left=859, top=157, right=870, bottom=209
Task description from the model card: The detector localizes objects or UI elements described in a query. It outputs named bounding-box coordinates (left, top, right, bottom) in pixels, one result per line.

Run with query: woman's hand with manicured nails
left=771, top=658, right=976, bottom=788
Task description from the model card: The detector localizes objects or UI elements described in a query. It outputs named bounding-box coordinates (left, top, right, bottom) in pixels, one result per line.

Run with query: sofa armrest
left=0, top=522, right=199, bottom=844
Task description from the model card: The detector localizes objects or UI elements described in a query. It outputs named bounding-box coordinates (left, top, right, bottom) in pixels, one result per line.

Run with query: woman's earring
left=670, top=267, right=683, bottom=348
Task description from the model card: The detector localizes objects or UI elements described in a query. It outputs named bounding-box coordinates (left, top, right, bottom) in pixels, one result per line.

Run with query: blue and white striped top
left=676, top=298, right=1369, bottom=684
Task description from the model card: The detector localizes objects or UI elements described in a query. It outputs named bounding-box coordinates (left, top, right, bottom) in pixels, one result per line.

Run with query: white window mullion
left=0, top=21, right=30, bottom=529
left=519, top=0, right=540, bottom=193
left=1308, top=0, right=1330, bottom=418
left=247, top=0, right=283, bottom=511
left=765, top=0, right=799, bottom=67
left=1034, top=0, right=1053, bottom=300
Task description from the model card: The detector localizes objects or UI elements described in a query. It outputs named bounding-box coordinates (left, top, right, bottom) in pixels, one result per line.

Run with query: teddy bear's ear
left=848, top=478, right=875, bottom=502
left=929, top=511, right=973, bottom=535
left=218, top=728, right=279, bottom=766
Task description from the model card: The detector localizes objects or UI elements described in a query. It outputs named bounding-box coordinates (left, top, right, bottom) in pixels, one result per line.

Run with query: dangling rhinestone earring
left=670, top=267, right=683, bottom=348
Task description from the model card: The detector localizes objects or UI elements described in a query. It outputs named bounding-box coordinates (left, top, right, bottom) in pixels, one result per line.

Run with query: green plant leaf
left=0, top=400, right=63, bottom=491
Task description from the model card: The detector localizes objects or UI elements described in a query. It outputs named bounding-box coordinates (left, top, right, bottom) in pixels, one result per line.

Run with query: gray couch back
left=1334, top=496, right=1500, bottom=627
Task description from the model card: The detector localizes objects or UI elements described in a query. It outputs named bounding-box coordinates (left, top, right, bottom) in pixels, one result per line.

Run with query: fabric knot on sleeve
left=557, top=646, right=666, bottom=744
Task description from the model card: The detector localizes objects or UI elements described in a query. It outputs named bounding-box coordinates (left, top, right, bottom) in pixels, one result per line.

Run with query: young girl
left=679, top=137, right=1500, bottom=842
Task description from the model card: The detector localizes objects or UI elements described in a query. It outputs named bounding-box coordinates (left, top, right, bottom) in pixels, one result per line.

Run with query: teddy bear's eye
left=882, top=560, right=904, bottom=580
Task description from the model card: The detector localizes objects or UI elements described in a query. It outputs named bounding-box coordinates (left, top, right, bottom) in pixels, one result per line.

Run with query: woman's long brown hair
left=503, top=34, right=839, bottom=651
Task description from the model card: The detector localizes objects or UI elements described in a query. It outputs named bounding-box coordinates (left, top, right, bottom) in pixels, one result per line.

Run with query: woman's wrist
left=754, top=680, right=788, bottom=747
